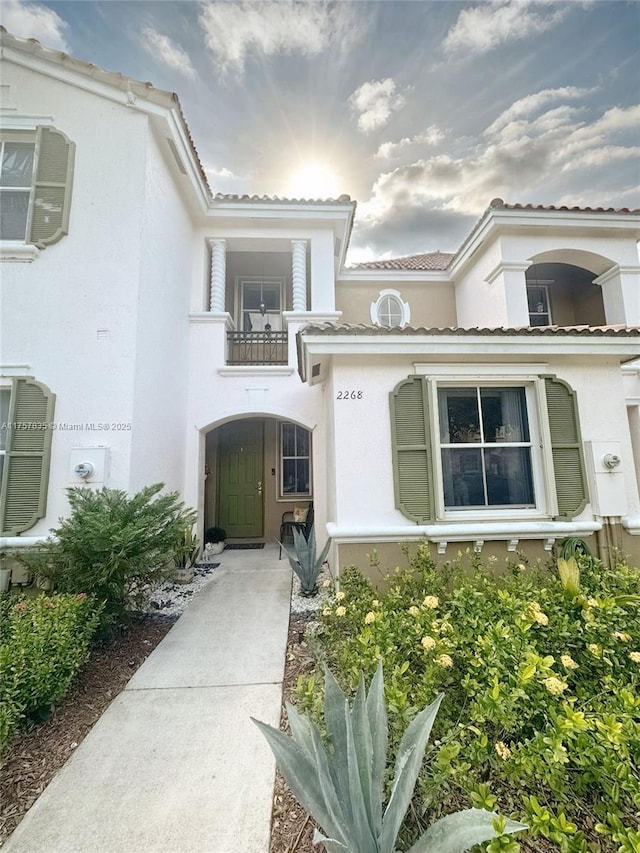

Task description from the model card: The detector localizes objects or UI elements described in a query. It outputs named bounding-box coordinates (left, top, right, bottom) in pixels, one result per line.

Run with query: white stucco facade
left=1, top=30, right=639, bottom=572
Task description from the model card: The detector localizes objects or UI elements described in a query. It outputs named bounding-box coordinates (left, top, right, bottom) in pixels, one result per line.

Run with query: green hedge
left=301, top=549, right=640, bottom=852
left=0, top=593, right=102, bottom=753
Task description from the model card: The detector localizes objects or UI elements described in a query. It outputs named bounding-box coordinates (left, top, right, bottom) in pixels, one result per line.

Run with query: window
left=527, top=283, right=552, bottom=326
left=390, top=374, right=588, bottom=523
left=0, top=127, right=75, bottom=247
left=371, top=289, right=410, bottom=327
left=280, top=423, right=311, bottom=498
left=0, top=377, right=56, bottom=535
left=0, top=139, right=35, bottom=239
left=241, top=280, right=283, bottom=332
left=438, top=387, right=534, bottom=509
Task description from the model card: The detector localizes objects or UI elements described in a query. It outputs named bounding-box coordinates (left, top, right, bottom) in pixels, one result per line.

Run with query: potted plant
left=204, top=526, right=226, bottom=556
left=172, top=526, right=201, bottom=583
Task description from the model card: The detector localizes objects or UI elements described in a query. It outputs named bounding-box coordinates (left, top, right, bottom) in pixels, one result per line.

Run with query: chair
left=279, top=502, right=313, bottom=559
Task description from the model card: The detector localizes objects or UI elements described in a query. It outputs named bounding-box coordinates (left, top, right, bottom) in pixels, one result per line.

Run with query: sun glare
left=286, top=162, right=342, bottom=199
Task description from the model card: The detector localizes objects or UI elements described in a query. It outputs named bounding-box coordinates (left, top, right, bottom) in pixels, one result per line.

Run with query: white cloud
left=358, top=100, right=640, bottom=229
left=0, top=0, right=69, bottom=51
left=376, top=126, right=444, bottom=159
left=199, top=0, right=358, bottom=73
left=444, top=0, right=569, bottom=56
left=349, top=78, right=406, bottom=134
left=140, top=28, right=197, bottom=79
left=486, top=86, right=594, bottom=136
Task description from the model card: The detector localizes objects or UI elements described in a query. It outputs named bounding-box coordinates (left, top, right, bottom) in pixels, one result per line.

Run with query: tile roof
left=488, top=198, right=640, bottom=215
left=213, top=193, right=354, bottom=205
left=349, top=251, right=455, bottom=271
left=300, top=322, right=640, bottom=338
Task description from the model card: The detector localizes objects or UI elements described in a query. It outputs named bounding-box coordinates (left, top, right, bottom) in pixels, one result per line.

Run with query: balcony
left=226, top=331, right=288, bottom=365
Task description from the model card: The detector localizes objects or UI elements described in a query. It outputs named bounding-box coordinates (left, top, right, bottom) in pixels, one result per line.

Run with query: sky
left=1, top=0, right=638, bottom=261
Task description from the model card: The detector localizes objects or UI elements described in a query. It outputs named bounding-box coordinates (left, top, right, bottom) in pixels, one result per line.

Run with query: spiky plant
left=253, top=662, right=526, bottom=852
left=280, top=523, right=330, bottom=596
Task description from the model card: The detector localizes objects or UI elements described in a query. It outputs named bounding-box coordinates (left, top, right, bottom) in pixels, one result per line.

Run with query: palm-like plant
left=253, top=662, right=526, bottom=853
left=280, top=523, right=330, bottom=596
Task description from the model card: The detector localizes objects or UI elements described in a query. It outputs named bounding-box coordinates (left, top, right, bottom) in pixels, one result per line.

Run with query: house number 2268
left=336, top=390, right=363, bottom=399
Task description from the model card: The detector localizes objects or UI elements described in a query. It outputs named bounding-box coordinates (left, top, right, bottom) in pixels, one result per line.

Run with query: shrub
left=300, top=547, right=640, bottom=851
left=0, top=593, right=102, bottom=752
left=19, top=484, right=196, bottom=625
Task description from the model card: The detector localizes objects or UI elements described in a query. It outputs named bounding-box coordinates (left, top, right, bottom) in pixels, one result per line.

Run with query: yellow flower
left=587, top=597, right=598, bottom=608
left=440, top=621, right=453, bottom=634
left=322, top=579, right=332, bottom=589
left=495, top=741, right=511, bottom=760
left=372, top=599, right=380, bottom=608
left=422, top=595, right=439, bottom=609
left=544, top=676, right=568, bottom=696
left=587, top=643, right=601, bottom=657
left=421, top=635, right=436, bottom=651
left=364, top=611, right=376, bottom=624
left=534, top=611, right=549, bottom=626
left=335, top=606, right=347, bottom=617
left=322, top=607, right=332, bottom=617
left=523, top=601, right=548, bottom=625
left=335, top=590, right=346, bottom=601
left=629, top=651, right=640, bottom=663
left=560, top=654, right=578, bottom=670
left=436, top=654, right=454, bottom=668
left=409, top=605, right=420, bottom=616
left=613, top=632, right=631, bottom=642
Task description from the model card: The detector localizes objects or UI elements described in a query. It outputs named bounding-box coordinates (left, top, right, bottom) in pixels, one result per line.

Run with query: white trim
left=0, top=242, right=39, bottom=262
left=217, top=366, right=295, bottom=376
left=0, top=364, right=31, bottom=377
left=370, top=288, right=410, bottom=327
left=189, top=312, right=234, bottom=330
left=0, top=114, right=53, bottom=129
left=278, top=421, right=312, bottom=500
left=485, top=260, right=531, bottom=285
left=327, top=520, right=601, bottom=543
left=0, top=536, right=50, bottom=548
left=622, top=515, right=640, bottom=534
left=594, top=264, right=640, bottom=286
left=414, top=362, right=549, bottom=377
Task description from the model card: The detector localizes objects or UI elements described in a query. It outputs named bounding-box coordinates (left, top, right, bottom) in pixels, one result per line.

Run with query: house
left=1, top=28, right=639, bottom=580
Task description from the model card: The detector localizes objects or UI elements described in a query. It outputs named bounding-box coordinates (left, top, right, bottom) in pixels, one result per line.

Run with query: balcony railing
left=227, top=331, right=288, bottom=365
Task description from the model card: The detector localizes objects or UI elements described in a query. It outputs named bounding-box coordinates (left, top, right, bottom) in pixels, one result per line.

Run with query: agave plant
left=280, top=523, right=330, bottom=596
left=253, top=662, right=527, bottom=853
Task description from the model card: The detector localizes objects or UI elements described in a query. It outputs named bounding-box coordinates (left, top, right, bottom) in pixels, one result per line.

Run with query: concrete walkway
left=4, top=544, right=292, bottom=853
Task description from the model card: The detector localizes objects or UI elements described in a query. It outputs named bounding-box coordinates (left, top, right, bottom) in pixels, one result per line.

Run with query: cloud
left=443, top=0, right=569, bottom=56
left=485, top=86, right=595, bottom=136
left=198, top=0, right=358, bottom=73
left=140, top=28, right=196, bottom=79
left=376, top=126, right=444, bottom=159
left=0, top=0, right=69, bottom=51
left=357, top=98, right=640, bottom=244
left=349, top=78, right=406, bottom=134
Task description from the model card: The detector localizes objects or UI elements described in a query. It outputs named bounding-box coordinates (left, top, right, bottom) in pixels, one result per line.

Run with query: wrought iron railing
left=226, top=331, right=288, bottom=365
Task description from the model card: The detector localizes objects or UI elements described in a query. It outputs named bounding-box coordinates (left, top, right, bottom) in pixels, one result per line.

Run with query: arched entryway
left=526, top=249, right=613, bottom=327
left=203, top=415, right=313, bottom=543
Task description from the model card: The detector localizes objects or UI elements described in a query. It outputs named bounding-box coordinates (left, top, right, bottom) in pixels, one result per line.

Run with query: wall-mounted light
left=259, top=300, right=266, bottom=316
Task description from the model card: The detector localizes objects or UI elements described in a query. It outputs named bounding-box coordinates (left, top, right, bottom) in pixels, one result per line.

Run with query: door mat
left=224, top=543, right=265, bottom=550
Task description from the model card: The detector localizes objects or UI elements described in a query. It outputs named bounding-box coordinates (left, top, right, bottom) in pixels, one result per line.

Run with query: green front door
left=217, top=420, right=264, bottom=538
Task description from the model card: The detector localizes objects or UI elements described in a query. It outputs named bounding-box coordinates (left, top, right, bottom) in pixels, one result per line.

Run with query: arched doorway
left=203, top=416, right=313, bottom=542
left=526, top=262, right=606, bottom=326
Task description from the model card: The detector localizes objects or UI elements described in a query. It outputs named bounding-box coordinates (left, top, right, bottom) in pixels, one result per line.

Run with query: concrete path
left=4, top=545, right=292, bottom=853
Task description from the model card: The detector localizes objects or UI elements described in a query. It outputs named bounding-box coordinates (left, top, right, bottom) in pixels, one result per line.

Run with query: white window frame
left=526, top=282, right=553, bottom=326
left=278, top=421, right=312, bottom=500
left=370, top=289, right=410, bottom=327
left=0, top=132, right=37, bottom=243
left=419, top=367, right=555, bottom=521
left=235, top=277, right=285, bottom=332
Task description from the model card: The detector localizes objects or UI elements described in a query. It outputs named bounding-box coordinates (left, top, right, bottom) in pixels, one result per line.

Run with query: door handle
left=257, top=481, right=263, bottom=495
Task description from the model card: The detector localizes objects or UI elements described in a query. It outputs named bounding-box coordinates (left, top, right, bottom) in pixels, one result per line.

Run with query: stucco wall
left=336, top=279, right=456, bottom=327
left=1, top=62, right=151, bottom=534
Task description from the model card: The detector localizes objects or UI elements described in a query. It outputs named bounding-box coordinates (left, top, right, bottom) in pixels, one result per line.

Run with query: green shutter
left=27, top=127, right=75, bottom=247
left=390, top=376, right=434, bottom=523
left=0, top=378, right=56, bottom=535
left=544, top=375, right=588, bottom=519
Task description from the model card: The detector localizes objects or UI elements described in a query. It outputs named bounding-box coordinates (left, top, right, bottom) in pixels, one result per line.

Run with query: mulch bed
left=0, top=614, right=176, bottom=846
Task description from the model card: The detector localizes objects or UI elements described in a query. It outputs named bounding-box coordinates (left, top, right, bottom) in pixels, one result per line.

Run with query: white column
left=291, top=240, right=307, bottom=312
left=595, top=265, right=640, bottom=325
left=485, top=261, right=531, bottom=327
left=208, top=238, right=227, bottom=313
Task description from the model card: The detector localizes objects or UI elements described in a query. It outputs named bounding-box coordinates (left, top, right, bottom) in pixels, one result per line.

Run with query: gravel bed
left=146, top=560, right=220, bottom=616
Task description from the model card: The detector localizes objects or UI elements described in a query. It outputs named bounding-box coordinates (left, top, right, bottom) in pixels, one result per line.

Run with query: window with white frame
left=370, top=289, right=410, bottom=327
left=0, top=137, right=35, bottom=240
left=280, top=422, right=312, bottom=497
left=437, top=386, right=535, bottom=509
left=390, top=372, right=588, bottom=524
left=527, top=283, right=552, bottom=326
left=240, top=280, right=283, bottom=331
